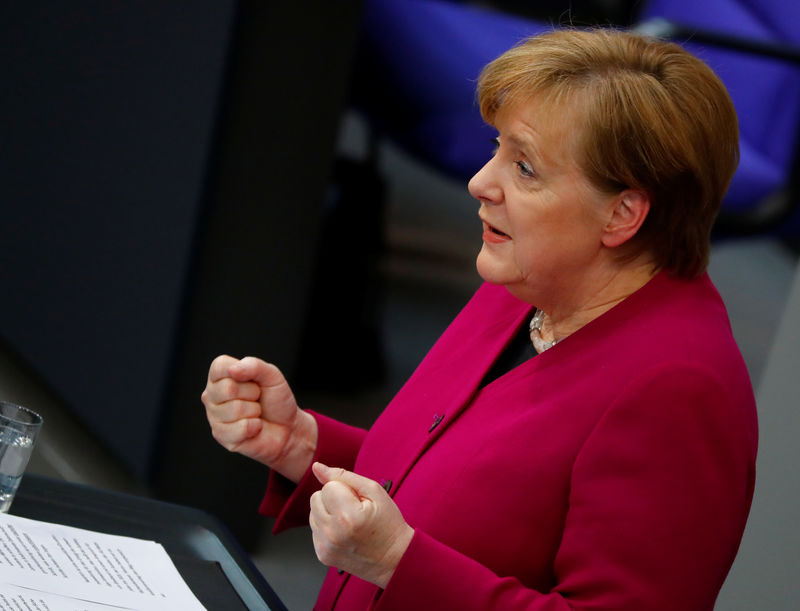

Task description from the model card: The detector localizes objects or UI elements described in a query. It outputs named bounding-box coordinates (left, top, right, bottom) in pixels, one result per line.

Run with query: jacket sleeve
left=259, top=410, right=368, bottom=533
left=377, top=362, right=757, bottom=610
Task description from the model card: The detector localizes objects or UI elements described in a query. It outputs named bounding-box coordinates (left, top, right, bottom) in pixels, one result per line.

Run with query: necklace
left=529, top=309, right=561, bottom=353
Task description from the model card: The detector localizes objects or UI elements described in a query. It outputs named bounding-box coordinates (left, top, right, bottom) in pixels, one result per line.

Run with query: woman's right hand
left=202, top=355, right=318, bottom=483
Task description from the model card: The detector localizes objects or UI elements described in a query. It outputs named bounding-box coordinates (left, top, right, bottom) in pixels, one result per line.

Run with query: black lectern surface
left=10, top=475, right=287, bottom=611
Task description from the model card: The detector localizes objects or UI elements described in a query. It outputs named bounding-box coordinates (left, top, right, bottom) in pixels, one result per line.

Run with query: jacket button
left=381, top=479, right=392, bottom=493
left=337, top=568, right=345, bottom=575
left=428, top=413, right=444, bottom=433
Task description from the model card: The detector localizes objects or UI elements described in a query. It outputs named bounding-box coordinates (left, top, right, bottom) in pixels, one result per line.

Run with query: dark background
left=0, top=0, right=363, bottom=545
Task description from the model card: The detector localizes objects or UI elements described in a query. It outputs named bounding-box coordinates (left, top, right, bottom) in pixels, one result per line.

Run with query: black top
left=481, top=322, right=536, bottom=387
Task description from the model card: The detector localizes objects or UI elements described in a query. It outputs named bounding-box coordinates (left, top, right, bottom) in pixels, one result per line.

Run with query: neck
left=538, top=258, right=659, bottom=343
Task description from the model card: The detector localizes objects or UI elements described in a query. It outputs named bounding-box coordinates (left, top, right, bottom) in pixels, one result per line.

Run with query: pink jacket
left=262, top=271, right=758, bottom=610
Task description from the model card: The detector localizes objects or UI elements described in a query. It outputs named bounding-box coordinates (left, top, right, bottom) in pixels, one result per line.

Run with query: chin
left=476, top=252, right=512, bottom=287
left=475, top=251, right=494, bottom=283
left=476, top=255, right=538, bottom=304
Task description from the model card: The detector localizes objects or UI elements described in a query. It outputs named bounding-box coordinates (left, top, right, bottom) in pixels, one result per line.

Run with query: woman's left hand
left=309, top=462, right=414, bottom=589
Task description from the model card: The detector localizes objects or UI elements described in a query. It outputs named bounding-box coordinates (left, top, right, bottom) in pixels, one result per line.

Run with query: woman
left=203, top=29, right=757, bottom=609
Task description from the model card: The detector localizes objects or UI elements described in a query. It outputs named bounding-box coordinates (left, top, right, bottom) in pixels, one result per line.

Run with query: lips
left=482, top=221, right=511, bottom=243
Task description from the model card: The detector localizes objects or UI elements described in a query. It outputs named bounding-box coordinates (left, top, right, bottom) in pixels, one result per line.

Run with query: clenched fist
left=309, top=462, right=414, bottom=588
left=201, top=355, right=318, bottom=483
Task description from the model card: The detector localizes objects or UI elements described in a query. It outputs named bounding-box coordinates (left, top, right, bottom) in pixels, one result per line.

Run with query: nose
left=468, top=157, right=502, bottom=204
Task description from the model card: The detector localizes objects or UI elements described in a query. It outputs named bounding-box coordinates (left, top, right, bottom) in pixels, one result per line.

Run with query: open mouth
left=485, top=222, right=510, bottom=238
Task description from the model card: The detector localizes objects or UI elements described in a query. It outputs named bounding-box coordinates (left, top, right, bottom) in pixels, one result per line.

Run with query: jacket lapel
left=385, top=283, right=534, bottom=491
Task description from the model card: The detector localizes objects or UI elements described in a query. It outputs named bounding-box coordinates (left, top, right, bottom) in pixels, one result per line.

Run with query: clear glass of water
left=0, top=401, right=43, bottom=512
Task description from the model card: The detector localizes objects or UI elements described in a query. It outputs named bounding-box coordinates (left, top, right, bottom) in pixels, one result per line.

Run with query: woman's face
left=468, top=101, right=617, bottom=308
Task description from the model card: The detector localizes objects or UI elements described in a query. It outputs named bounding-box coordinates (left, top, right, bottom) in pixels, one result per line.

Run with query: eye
left=490, top=137, right=500, bottom=156
left=515, top=160, right=535, bottom=178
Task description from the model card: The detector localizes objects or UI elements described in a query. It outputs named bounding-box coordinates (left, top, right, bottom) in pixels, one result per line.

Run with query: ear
left=601, top=189, right=650, bottom=248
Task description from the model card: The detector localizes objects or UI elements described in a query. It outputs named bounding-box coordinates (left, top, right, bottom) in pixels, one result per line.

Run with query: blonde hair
left=477, top=28, right=740, bottom=277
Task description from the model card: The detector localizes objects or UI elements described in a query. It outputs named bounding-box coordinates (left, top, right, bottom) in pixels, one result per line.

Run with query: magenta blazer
left=262, top=271, right=758, bottom=610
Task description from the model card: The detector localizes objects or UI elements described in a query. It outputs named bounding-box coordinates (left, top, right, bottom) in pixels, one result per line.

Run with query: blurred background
left=1, top=1, right=798, bottom=609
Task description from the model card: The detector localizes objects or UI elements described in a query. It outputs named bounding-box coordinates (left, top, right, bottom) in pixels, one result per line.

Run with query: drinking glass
left=0, top=400, right=43, bottom=512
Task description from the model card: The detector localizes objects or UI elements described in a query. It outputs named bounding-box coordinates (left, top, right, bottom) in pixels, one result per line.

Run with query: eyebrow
left=506, top=132, right=544, bottom=167
left=506, top=133, right=532, bottom=150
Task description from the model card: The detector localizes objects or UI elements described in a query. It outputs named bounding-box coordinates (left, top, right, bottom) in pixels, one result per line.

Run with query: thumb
left=312, top=463, right=377, bottom=499
left=229, top=357, right=285, bottom=389
left=312, top=462, right=340, bottom=485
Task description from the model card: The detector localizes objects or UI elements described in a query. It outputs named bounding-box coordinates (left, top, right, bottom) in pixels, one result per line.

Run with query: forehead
left=495, top=94, right=586, bottom=167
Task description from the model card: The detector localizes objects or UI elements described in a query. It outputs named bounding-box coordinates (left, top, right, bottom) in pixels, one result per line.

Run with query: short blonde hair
left=477, top=28, right=740, bottom=277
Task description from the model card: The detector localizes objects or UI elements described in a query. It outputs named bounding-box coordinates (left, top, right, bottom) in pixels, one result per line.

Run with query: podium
left=11, top=475, right=288, bottom=610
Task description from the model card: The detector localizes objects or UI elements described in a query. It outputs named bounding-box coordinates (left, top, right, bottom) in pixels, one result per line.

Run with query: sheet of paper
left=0, top=512, right=205, bottom=610
left=0, top=583, right=118, bottom=611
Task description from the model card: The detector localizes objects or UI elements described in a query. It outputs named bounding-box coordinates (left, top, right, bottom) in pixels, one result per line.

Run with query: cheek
left=510, top=237, right=552, bottom=279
